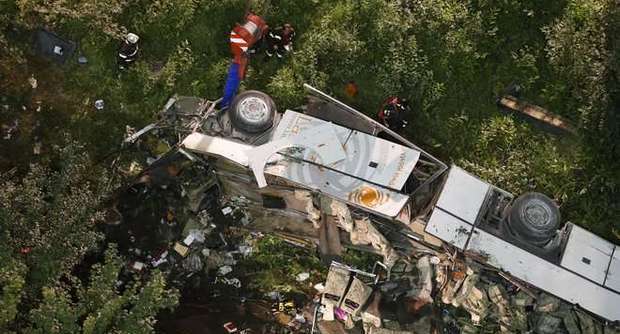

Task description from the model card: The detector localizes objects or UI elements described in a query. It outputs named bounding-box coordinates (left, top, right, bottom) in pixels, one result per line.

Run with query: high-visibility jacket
left=267, top=27, right=296, bottom=50
left=118, top=41, right=138, bottom=63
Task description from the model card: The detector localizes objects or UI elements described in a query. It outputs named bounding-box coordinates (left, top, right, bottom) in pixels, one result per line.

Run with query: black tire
left=228, top=90, right=276, bottom=133
left=508, top=192, right=560, bottom=246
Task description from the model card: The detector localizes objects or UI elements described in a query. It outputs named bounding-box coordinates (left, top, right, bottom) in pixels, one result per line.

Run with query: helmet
left=126, top=33, right=139, bottom=44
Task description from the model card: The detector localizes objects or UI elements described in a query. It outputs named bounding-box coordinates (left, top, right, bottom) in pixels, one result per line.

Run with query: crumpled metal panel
left=467, top=228, right=620, bottom=322
left=560, top=224, right=614, bottom=285
left=435, top=166, right=490, bottom=225
left=272, top=110, right=420, bottom=190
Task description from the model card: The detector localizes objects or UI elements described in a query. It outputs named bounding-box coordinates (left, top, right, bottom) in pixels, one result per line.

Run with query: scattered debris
left=2, top=120, right=18, bottom=140
left=33, top=140, right=42, bottom=155
left=94, top=99, right=105, bottom=110
left=223, top=321, right=238, bottom=333
left=218, top=265, right=233, bottom=276
left=131, top=261, right=145, bottom=272
left=28, top=76, right=38, bottom=89
left=173, top=242, right=189, bottom=257
left=107, top=86, right=620, bottom=334
left=296, top=272, right=310, bottom=282
left=34, top=29, right=76, bottom=64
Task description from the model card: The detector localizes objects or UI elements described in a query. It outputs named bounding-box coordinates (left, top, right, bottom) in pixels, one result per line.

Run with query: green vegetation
left=239, top=236, right=325, bottom=293
left=0, top=0, right=619, bottom=331
left=2, top=0, right=617, bottom=237
left=0, top=142, right=178, bottom=333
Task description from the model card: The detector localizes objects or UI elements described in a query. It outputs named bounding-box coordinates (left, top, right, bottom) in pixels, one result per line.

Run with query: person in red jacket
left=265, top=24, right=296, bottom=58
left=377, top=96, right=410, bottom=133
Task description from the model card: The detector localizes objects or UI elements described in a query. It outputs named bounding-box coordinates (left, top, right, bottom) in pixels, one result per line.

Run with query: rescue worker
left=117, top=33, right=140, bottom=70
left=265, top=24, right=296, bottom=58
left=377, top=96, right=410, bottom=133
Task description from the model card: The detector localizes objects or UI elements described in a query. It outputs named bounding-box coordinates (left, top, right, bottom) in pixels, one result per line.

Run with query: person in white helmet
left=117, top=33, right=140, bottom=70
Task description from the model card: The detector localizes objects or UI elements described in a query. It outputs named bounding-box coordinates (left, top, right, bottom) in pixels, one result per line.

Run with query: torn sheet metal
left=124, top=123, right=157, bottom=144
left=435, top=166, right=490, bottom=225
left=181, top=131, right=410, bottom=217
left=467, top=228, right=620, bottom=322
left=265, top=159, right=410, bottom=217
left=425, top=208, right=474, bottom=250
left=182, top=132, right=251, bottom=166
left=272, top=110, right=420, bottom=190
left=560, top=224, right=614, bottom=285
left=247, top=123, right=346, bottom=188
left=349, top=217, right=399, bottom=267
left=407, top=256, right=433, bottom=303
left=606, top=246, right=620, bottom=292
left=342, top=277, right=373, bottom=316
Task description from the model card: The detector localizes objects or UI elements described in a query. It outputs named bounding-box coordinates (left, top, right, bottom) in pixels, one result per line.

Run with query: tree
left=25, top=246, right=178, bottom=334
left=0, top=142, right=106, bottom=292
left=0, top=141, right=178, bottom=333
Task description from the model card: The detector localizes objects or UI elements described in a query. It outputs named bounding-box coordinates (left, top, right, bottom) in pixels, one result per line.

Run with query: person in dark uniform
left=117, top=33, right=140, bottom=70
left=265, top=24, right=296, bottom=58
left=377, top=96, right=410, bottom=133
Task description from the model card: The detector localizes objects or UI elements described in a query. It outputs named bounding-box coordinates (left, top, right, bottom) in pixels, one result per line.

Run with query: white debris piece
left=238, top=245, right=253, bottom=257
left=33, top=141, right=42, bottom=155
left=132, top=261, right=145, bottom=271
left=28, top=76, right=38, bottom=89
left=314, top=283, right=325, bottom=292
left=218, top=265, right=233, bottom=276
left=294, top=313, right=306, bottom=323
left=222, top=207, right=233, bottom=215
left=221, top=277, right=241, bottom=288
left=321, top=304, right=335, bottom=321
left=152, top=251, right=168, bottom=267
left=183, top=234, right=196, bottom=246
left=296, top=272, right=310, bottom=282
left=95, top=99, right=105, bottom=110
left=267, top=291, right=281, bottom=300
left=184, top=229, right=205, bottom=246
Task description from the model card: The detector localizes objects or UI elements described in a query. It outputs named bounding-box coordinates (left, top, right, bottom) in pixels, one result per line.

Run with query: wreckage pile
left=108, top=118, right=620, bottom=334
left=313, top=254, right=620, bottom=334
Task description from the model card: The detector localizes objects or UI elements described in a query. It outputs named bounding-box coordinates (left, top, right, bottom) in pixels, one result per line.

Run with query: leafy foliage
left=0, top=142, right=106, bottom=291
left=25, top=246, right=178, bottom=334
left=239, top=236, right=325, bottom=293
left=0, top=143, right=178, bottom=333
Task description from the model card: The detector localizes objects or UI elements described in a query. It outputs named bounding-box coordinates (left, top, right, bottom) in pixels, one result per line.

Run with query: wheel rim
left=238, top=96, right=269, bottom=124
left=522, top=199, right=552, bottom=228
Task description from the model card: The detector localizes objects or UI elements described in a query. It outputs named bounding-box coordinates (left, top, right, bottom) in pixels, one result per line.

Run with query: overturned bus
left=149, top=84, right=620, bottom=323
